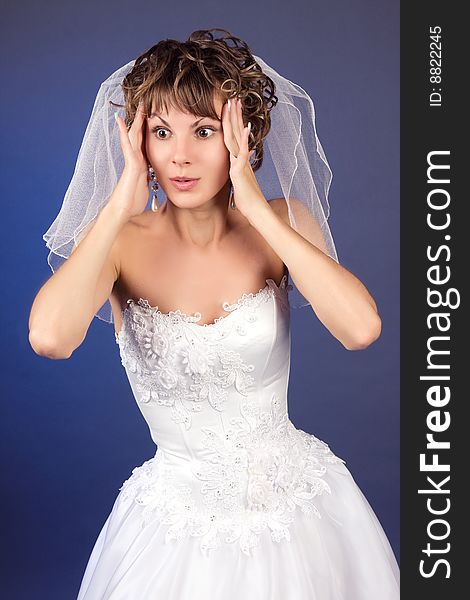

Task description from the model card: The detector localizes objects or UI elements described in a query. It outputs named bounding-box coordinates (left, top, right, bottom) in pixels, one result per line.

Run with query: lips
left=170, top=178, right=200, bottom=191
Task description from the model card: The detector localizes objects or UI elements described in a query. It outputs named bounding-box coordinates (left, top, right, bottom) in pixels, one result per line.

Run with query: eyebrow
left=149, top=114, right=221, bottom=127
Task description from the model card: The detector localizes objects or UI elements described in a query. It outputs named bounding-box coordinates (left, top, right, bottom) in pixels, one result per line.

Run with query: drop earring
left=230, top=186, right=236, bottom=210
left=148, top=165, right=159, bottom=211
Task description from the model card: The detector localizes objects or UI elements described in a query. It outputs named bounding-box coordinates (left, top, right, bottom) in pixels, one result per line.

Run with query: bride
left=29, top=28, right=398, bottom=600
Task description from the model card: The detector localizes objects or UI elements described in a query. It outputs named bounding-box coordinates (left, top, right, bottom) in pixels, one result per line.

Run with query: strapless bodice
left=114, top=275, right=344, bottom=556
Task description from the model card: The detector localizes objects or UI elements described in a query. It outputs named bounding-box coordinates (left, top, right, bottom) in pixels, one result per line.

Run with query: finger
left=239, top=125, right=250, bottom=158
left=237, top=98, right=246, bottom=139
left=128, top=101, right=145, bottom=135
left=222, top=101, right=238, bottom=156
left=226, top=98, right=239, bottom=153
left=115, top=113, right=133, bottom=155
left=128, top=101, right=146, bottom=145
left=229, top=127, right=249, bottom=168
left=230, top=98, right=242, bottom=148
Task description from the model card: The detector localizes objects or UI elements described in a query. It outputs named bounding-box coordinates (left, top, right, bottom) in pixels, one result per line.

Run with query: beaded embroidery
left=115, top=275, right=345, bottom=556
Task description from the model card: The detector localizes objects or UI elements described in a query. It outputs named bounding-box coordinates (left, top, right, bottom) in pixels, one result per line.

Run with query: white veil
left=43, top=52, right=338, bottom=323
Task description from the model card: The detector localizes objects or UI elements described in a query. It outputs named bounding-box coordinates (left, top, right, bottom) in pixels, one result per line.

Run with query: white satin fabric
left=77, top=275, right=400, bottom=599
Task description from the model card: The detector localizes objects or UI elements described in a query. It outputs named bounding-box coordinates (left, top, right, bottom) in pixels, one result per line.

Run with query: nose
left=171, top=136, right=193, bottom=166
left=172, top=157, right=191, bottom=166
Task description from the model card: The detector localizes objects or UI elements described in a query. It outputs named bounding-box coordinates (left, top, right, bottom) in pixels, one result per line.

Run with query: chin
left=163, top=187, right=229, bottom=209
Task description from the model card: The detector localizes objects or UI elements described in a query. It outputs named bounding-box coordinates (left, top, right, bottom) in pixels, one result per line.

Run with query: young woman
left=30, top=28, right=399, bottom=599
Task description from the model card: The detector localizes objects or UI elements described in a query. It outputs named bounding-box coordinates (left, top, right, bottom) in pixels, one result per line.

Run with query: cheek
left=205, top=142, right=230, bottom=172
left=146, top=139, right=167, bottom=169
left=208, top=155, right=230, bottom=183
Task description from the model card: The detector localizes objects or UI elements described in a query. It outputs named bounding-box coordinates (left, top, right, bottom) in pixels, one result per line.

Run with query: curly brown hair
left=112, top=28, right=278, bottom=172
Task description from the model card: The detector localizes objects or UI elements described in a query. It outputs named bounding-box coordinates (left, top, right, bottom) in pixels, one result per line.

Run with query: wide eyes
left=151, top=126, right=217, bottom=140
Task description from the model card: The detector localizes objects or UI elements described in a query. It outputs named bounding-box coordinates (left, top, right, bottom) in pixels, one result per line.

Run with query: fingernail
left=114, top=112, right=119, bottom=121
left=228, top=98, right=231, bottom=111
left=248, top=121, right=252, bottom=131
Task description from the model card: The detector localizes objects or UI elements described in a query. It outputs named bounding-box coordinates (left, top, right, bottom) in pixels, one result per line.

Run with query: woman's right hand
left=111, top=101, right=153, bottom=220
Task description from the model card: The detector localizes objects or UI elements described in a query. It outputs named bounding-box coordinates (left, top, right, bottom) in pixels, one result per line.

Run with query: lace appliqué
left=119, top=394, right=345, bottom=558
left=115, top=276, right=290, bottom=429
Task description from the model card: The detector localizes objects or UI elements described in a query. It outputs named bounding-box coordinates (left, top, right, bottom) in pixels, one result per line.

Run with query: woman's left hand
left=222, top=97, right=268, bottom=218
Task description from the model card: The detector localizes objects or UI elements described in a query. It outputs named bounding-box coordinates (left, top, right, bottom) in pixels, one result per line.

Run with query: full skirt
left=77, top=460, right=400, bottom=599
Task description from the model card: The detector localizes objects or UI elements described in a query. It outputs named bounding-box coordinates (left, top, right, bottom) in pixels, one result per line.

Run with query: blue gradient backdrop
left=0, top=1, right=399, bottom=597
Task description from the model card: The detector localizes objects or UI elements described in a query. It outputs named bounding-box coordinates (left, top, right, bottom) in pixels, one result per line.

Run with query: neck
left=160, top=183, right=234, bottom=248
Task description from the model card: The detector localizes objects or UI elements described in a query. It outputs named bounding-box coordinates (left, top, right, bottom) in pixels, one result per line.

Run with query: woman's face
left=145, top=96, right=230, bottom=208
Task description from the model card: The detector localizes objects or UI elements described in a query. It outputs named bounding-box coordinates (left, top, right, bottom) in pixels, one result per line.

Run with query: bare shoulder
left=125, top=209, right=160, bottom=231
left=110, top=211, right=163, bottom=282
left=116, top=209, right=163, bottom=245
left=108, top=210, right=163, bottom=323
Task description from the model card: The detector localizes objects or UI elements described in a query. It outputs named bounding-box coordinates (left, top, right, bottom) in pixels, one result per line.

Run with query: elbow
left=343, top=314, right=382, bottom=351
left=28, top=329, right=73, bottom=360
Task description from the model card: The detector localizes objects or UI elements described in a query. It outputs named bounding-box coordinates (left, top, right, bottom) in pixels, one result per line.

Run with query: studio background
left=0, top=1, right=399, bottom=597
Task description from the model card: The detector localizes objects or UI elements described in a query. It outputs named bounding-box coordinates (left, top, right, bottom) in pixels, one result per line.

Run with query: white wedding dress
left=77, top=274, right=400, bottom=599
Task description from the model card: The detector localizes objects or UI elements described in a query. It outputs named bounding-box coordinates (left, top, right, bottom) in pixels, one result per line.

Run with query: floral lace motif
left=119, top=394, right=345, bottom=557
left=115, top=274, right=346, bottom=556
left=115, top=276, right=291, bottom=429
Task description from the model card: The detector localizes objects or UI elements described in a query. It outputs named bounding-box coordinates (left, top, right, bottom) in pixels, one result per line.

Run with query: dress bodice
left=114, top=274, right=344, bottom=556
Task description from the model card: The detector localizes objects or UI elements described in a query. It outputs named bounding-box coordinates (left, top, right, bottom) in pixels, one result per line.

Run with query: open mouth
left=170, top=178, right=200, bottom=191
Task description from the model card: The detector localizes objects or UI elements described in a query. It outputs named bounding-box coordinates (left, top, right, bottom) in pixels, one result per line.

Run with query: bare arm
left=248, top=198, right=382, bottom=351
left=28, top=201, right=128, bottom=359
left=29, top=103, right=151, bottom=359
left=220, top=99, right=379, bottom=351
